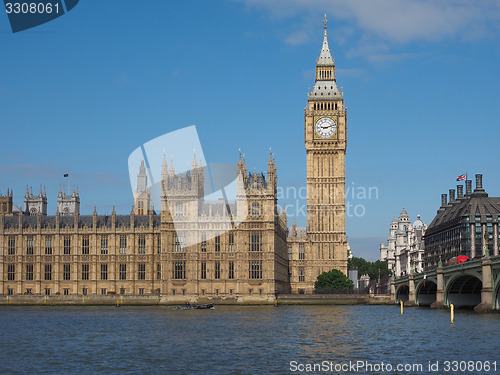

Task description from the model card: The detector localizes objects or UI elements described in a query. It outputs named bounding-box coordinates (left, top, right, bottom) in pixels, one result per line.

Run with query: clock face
left=315, top=117, right=336, bottom=138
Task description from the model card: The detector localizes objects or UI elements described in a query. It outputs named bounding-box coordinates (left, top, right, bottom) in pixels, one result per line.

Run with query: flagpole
left=64, top=173, right=70, bottom=196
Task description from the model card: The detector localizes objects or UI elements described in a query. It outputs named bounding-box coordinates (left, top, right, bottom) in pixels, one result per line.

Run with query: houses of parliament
left=0, top=19, right=348, bottom=301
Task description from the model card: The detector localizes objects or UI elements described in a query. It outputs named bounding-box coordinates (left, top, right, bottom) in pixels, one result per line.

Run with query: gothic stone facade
left=0, top=152, right=289, bottom=301
left=0, top=20, right=347, bottom=299
left=287, top=20, right=348, bottom=293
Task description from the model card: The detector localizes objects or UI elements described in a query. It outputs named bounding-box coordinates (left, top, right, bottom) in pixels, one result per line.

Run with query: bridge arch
left=445, top=272, right=482, bottom=308
left=395, top=284, right=409, bottom=303
left=494, top=278, right=500, bottom=310
left=415, top=279, right=437, bottom=306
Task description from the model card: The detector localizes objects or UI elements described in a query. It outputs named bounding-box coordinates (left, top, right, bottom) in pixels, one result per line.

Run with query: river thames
left=0, top=305, right=498, bottom=374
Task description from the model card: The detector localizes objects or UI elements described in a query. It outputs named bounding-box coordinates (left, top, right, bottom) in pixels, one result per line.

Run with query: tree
left=314, top=269, right=354, bottom=292
left=367, top=260, right=391, bottom=280
left=347, top=257, right=370, bottom=277
left=348, top=257, right=391, bottom=281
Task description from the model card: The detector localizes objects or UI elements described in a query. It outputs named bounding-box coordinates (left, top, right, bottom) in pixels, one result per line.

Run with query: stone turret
left=0, top=189, right=14, bottom=215
left=267, top=150, right=277, bottom=194
left=161, top=153, right=168, bottom=183
left=24, top=185, right=47, bottom=216
left=134, top=160, right=150, bottom=215
left=57, top=185, right=80, bottom=216
left=111, top=205, right=116, bottom=228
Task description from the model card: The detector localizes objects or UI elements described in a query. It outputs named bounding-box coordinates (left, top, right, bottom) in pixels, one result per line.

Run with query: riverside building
left=423, top=174, right=500, bottom=269
left=0, top=18, right=348, bottom=300
left=380, top=209, right=426, bottom=277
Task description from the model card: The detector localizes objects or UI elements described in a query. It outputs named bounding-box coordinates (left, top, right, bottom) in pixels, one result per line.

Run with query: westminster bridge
left=392, top=255, right=500, bottom=312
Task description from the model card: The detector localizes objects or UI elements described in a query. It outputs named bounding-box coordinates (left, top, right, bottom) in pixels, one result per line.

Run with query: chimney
left=465, top=180, right=472, bottom=196
left=457, top=185, right=464, bottom=199
left=475, top=174, right=484, bottom=191
left=441, top=194, right=447, bottom=207
left=472, top=173, right=488, bottom=197
left=449, top=189, right=455, bottom=203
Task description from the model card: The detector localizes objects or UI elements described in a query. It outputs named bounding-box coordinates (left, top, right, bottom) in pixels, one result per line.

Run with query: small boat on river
left=175, top=303, right=214, bottom=310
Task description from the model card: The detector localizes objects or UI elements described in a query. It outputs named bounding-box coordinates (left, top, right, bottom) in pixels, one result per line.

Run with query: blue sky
left=1, top=0, right=500, bottom=260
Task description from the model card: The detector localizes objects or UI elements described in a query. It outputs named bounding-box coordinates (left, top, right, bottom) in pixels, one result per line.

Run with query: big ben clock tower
left=304, top=15, right=347, bottom=282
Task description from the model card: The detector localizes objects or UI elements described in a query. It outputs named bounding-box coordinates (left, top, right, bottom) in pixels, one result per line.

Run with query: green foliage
left=348, top=257, right=391, bottom=281
left=369, top=260, right=391, bottom=280
left=347, top=257, right=370, bottom=277
left=314, top=269, right=354, bottom=291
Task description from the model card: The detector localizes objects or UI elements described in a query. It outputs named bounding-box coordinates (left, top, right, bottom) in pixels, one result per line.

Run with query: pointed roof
left=161, top=151, right=168, bottom=173
left=237, top=149, right=246, bottom=171
left=317, top=15, right=334, bottom=66
left=267, top=148, right=276, bottom=169
left=309, top=15, right=341, bottom=99
left=139, top=160, right=146, bottom=176
left=192, top=149, right=198, bottom=168
left=169, top=156, right=175, bottom=174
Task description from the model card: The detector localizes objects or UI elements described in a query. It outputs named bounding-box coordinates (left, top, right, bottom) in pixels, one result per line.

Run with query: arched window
left=251, top=202, right=260, bottom=217
left=175, top=203, right=184, bottom=216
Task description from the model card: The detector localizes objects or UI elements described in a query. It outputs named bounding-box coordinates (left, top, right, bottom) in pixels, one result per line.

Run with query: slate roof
left=2, top=214, right=161, bottom=230
left=199, top=203, right=237, bottom=217
left=425, top=191, right=500, bottom=236
left=317, top=28, right=334, bottom=66
left=246, top=172, right=267, bottom=189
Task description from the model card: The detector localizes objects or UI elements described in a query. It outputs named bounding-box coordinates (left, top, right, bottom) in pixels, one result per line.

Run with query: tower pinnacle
left=318, top=15, right=334, bottom=66
left=310, top=15, right=340, bottom=98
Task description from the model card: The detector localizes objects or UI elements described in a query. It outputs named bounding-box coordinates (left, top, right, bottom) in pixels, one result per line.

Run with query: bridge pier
left=431, top=266, right=445, bottom=309
left=407, top=274, right=416, bottom=306
left=475, top=258, right=493, bottom=313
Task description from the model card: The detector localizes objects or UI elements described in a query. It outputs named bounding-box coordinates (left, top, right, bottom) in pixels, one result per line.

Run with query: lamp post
left=484, top=231, right=490, bottom=257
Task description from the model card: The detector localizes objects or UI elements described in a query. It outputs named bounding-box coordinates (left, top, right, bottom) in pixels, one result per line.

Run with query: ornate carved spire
left=318, top=14, right=334, bottom=66
left=192, top=148, right=198, bottom=168
left=169, top=155, right=175, bottom=176
left=162, top=150, right=168, bottom=174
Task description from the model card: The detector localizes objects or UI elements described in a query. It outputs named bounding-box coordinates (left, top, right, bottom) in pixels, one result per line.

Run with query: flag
left=63, top=173, right=69, bottom=178
left=456, top=174, right=466, bottom=181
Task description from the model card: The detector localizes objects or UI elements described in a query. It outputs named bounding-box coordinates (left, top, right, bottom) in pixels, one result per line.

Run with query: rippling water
left=0, top=305, right=498, bottom=374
